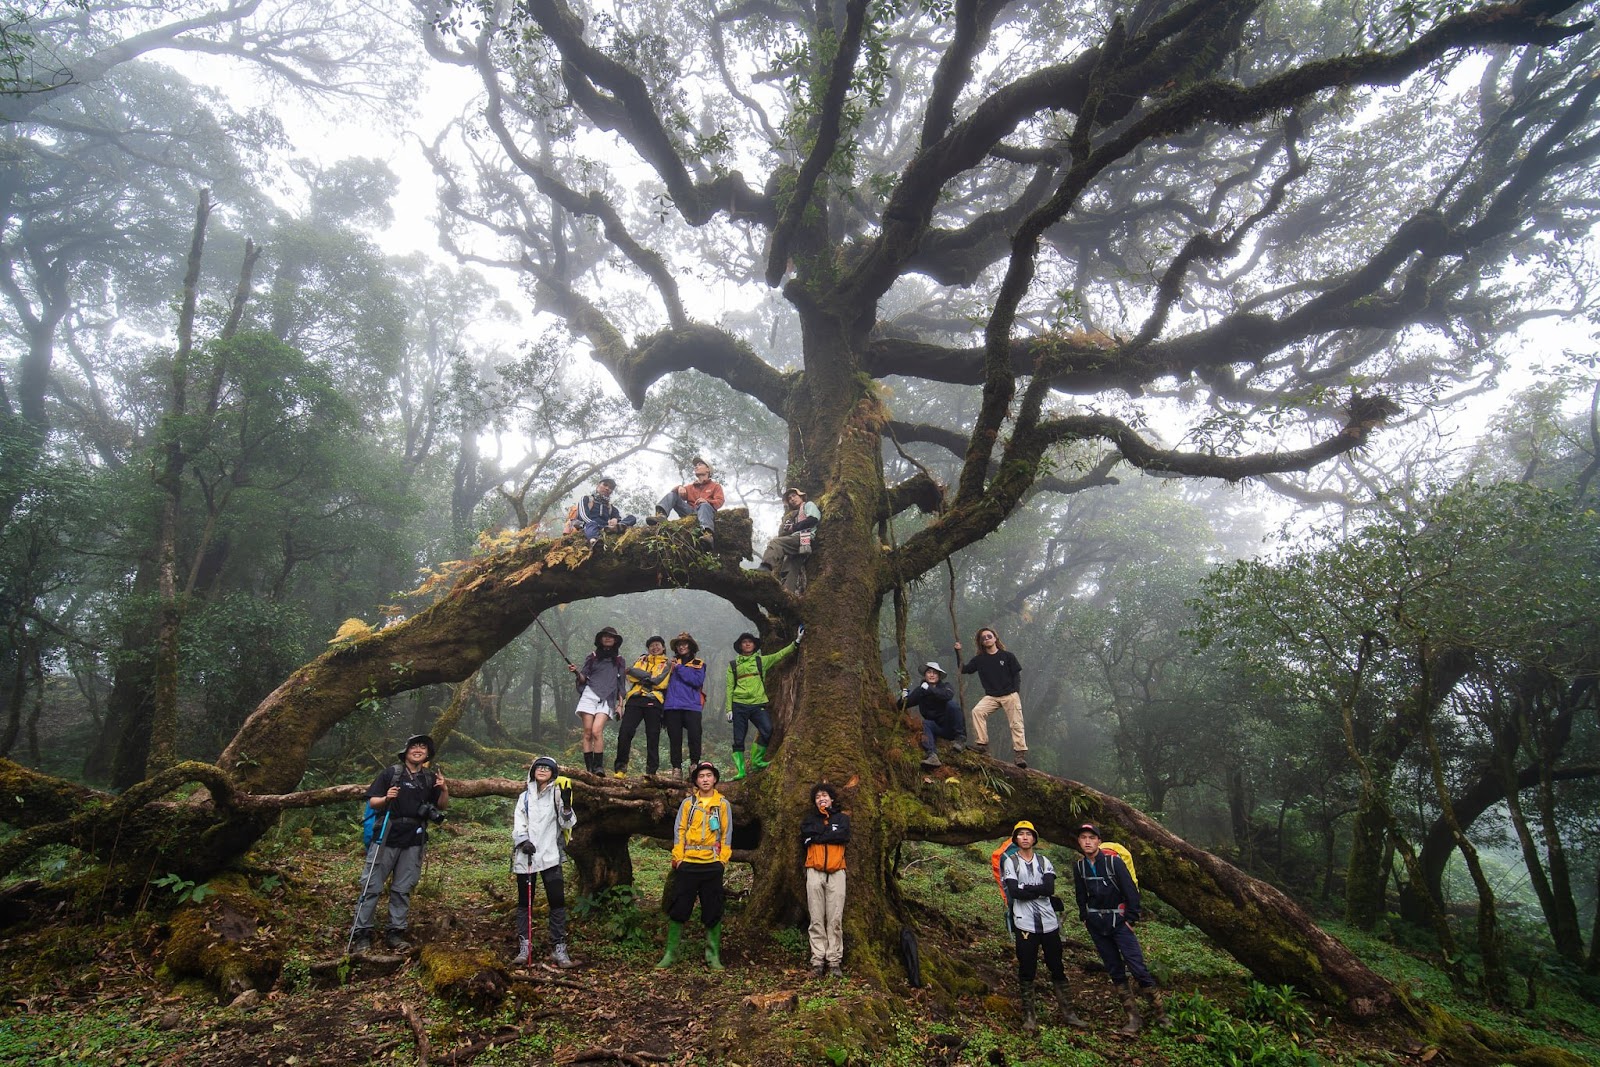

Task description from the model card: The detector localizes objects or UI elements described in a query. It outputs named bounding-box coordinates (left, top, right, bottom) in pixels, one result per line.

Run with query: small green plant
left=1166, top=991, right=1321, bottom=1067
left=151, top=873, right=214, bottom=905
left=572, top=884, right=649, bottom=948
left=277, top=952, right=311, bottom=993
left=258, top=873, right=283, bottom=893
left=771, top=925, right=808, bottom=958
left=1241, top=981, right=1314, bottom=1038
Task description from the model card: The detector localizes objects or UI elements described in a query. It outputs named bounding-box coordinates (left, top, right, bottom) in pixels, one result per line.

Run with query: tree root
left=402, top=1002, right=431, bottom=1067
left=557, top=1048, right=669, bottom=1065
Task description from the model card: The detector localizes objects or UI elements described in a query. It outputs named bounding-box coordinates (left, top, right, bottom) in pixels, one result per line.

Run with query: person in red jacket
left=647, top=456, right=724, bottom=549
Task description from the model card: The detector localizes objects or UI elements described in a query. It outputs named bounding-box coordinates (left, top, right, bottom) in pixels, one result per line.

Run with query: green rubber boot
left=751, top=742, right=771, bottom=770
left=704, top=923, right=725, bottom=970
left=731, top=751, right=748, bottom=780
left=654, top=920, right=684, bottom=969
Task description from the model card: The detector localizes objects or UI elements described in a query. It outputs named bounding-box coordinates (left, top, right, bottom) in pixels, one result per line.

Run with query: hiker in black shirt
left=955, top=627, right=1029, bottom=767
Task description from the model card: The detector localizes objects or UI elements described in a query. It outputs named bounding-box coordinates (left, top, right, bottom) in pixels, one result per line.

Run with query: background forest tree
left=1, top=0, right=1599, bottom=1048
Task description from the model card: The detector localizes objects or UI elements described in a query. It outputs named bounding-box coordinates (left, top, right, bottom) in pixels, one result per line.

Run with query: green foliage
left=1239, top=982, right=1315, bottom=1039
left=151, top=873, right=214, bottom=906
left=572, top=885, right=649, bottom=949
left=1165, top=991, right=1323, bottom=1067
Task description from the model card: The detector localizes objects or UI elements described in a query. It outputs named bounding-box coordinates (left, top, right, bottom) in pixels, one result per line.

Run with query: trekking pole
left=534, top=616, right=576, bottom=669
left=526, top=873, right=534, bottom=966
left=348, top=810, right=390, bottom=954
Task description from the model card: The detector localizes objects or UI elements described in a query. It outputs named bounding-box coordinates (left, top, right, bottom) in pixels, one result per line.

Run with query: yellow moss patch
left=160, top=876, right=284, bottom=998
left=419, top=944, right=508, bottom=1008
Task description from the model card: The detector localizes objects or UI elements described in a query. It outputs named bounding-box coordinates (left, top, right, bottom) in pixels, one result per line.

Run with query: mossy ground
left=2, top=797, right=1598, bottom=1066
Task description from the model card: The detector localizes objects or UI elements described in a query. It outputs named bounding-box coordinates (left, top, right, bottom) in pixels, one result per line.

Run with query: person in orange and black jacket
left=800, top=783, right=850, bottom=979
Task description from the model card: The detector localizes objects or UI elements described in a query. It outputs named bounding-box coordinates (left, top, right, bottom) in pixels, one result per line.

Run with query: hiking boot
left=1014, top=753, right=1028, bottom=769
left=1139, top=984, right=1172, bottom=1027
left=350, top=930, right=373, bottom=955
left=613, top=768, right=628, bottom=779
left=731, top=751, right=748, bottom=781
left=973, top=742, right=988, bottom=754
left=751, top=742, right=771, bottom=769
left=646, top=508, right=666, bottom=526
left=920, top=752, right=941, bottom=769
left=1019, top=982, right=1039, bottom=1034
left=704, top=923, right=725, bottom=970
left=698, top=530, right=715, bottom=550
left=1053, top=979, right=1088, bottom=1027
left=1118, top=984, right=1143, bottom=1036
left=671, top=765, right=683, bottom=780
left=827, top=963, right=843, bottom=979
left=810, top=962, right=826, bottom=979
left=384, top=929, right=412, bottom=953
left=551, top=943, right=574, bottom=969
left=655, top=921, right=684, bottom=969
left=509, top=937, right=532, bottom=966
left=950, top=740, right=966, bottom=753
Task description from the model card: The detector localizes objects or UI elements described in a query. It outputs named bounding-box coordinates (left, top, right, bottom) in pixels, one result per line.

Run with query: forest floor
left=2, top=792, right=1598, bottom=1067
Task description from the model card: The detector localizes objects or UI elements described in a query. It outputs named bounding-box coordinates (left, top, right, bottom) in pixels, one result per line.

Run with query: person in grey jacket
left=512, top=756, right=578, bottom=967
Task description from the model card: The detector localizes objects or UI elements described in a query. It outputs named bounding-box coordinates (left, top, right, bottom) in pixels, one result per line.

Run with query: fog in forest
left=2, top=1, right=1599, bottom=1061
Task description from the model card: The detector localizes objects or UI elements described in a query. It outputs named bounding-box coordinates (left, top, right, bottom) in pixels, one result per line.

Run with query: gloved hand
left=554, top=775, right=572, bottom=792
left=900, top=688, right=910, bottom=701
left=517, top=840, right=537, bottom=856
left=795, top=624, right=805, bottom=644
left=726, top=710, right=734, bottom=723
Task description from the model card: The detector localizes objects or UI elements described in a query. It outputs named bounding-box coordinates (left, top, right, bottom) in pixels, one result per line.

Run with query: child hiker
left=512, top=756, right=577, bottom=968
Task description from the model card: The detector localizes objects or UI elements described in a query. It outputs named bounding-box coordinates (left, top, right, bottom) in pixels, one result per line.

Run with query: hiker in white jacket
left=511, top=755, right=578, bottom=967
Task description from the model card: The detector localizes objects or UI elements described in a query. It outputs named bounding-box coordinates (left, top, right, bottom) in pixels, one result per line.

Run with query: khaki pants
left=971, top=692, right=1027, bottom=753
left=805, top=867, right=846, bottom=966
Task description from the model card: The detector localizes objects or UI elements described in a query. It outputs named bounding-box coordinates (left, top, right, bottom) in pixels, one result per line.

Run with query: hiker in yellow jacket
left=614, top=636, right=670, bottom=777
left=656, top=761, right=732, bottom=970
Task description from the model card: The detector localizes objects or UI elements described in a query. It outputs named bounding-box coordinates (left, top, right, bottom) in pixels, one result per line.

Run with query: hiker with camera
left=352, top=734, right=449, bottom=954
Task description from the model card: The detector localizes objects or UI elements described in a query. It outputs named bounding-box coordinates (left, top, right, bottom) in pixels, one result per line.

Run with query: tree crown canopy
left=420, top=0, right=1599, bottom=572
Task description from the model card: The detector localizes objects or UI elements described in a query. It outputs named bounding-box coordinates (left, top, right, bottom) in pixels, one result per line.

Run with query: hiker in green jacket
left=725, top=626, right=803, bottom=779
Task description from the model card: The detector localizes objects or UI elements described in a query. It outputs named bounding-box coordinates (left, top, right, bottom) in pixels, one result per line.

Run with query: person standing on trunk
left=800, top=783, right=850, bottom=978
left=725, top=627, right=801, bottom=780
left=352, top=734, right=449, bottom=954
left=955, top=627, right=1028, bottom=768
left=662, top=632, right=708, bottom=777
left=511, top=756, right=577, bottom=968
left=656, top=761, right=732, bottom=970
left=571, top=626, right=625, bottom=775
left=614, top=635, right=670, bottom=777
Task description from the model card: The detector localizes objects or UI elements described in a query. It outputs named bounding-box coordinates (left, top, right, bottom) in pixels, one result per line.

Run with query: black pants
left=515, top=867, right=567, bottom=944
left=615, top=698, right=664, bottom=773
left=1014, top=926, right=1064, bottom=983
left=666, top=861, right=725, bottom=927
left=664, top=707, right=702, bottom=769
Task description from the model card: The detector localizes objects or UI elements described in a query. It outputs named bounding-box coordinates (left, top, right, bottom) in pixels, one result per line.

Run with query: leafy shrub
left=572, top=885, right=649, bottom=948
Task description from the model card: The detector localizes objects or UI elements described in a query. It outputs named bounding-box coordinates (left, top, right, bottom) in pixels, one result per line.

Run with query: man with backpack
left=352, top=734, right=449, bottom=954
left=656, top=761, right=732, bottom=970
left=725, top=627, right=802, bottom=780
left=574, top=477, right=637, bottom=546
left=1072, top=823, right=1170, bottom=1035
left=898, top=661, right=967, bottom=769
left=614, top=635, right=670, bottom=777
left=1000, top=820, right=1088, bottom=1033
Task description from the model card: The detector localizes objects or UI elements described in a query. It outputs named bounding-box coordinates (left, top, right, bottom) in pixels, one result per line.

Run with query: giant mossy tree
left=6, top=0, right=1600, bottom=1035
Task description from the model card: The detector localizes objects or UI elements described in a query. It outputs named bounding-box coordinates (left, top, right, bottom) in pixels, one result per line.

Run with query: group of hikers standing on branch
left=569, top=625, right=806, bottom=781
